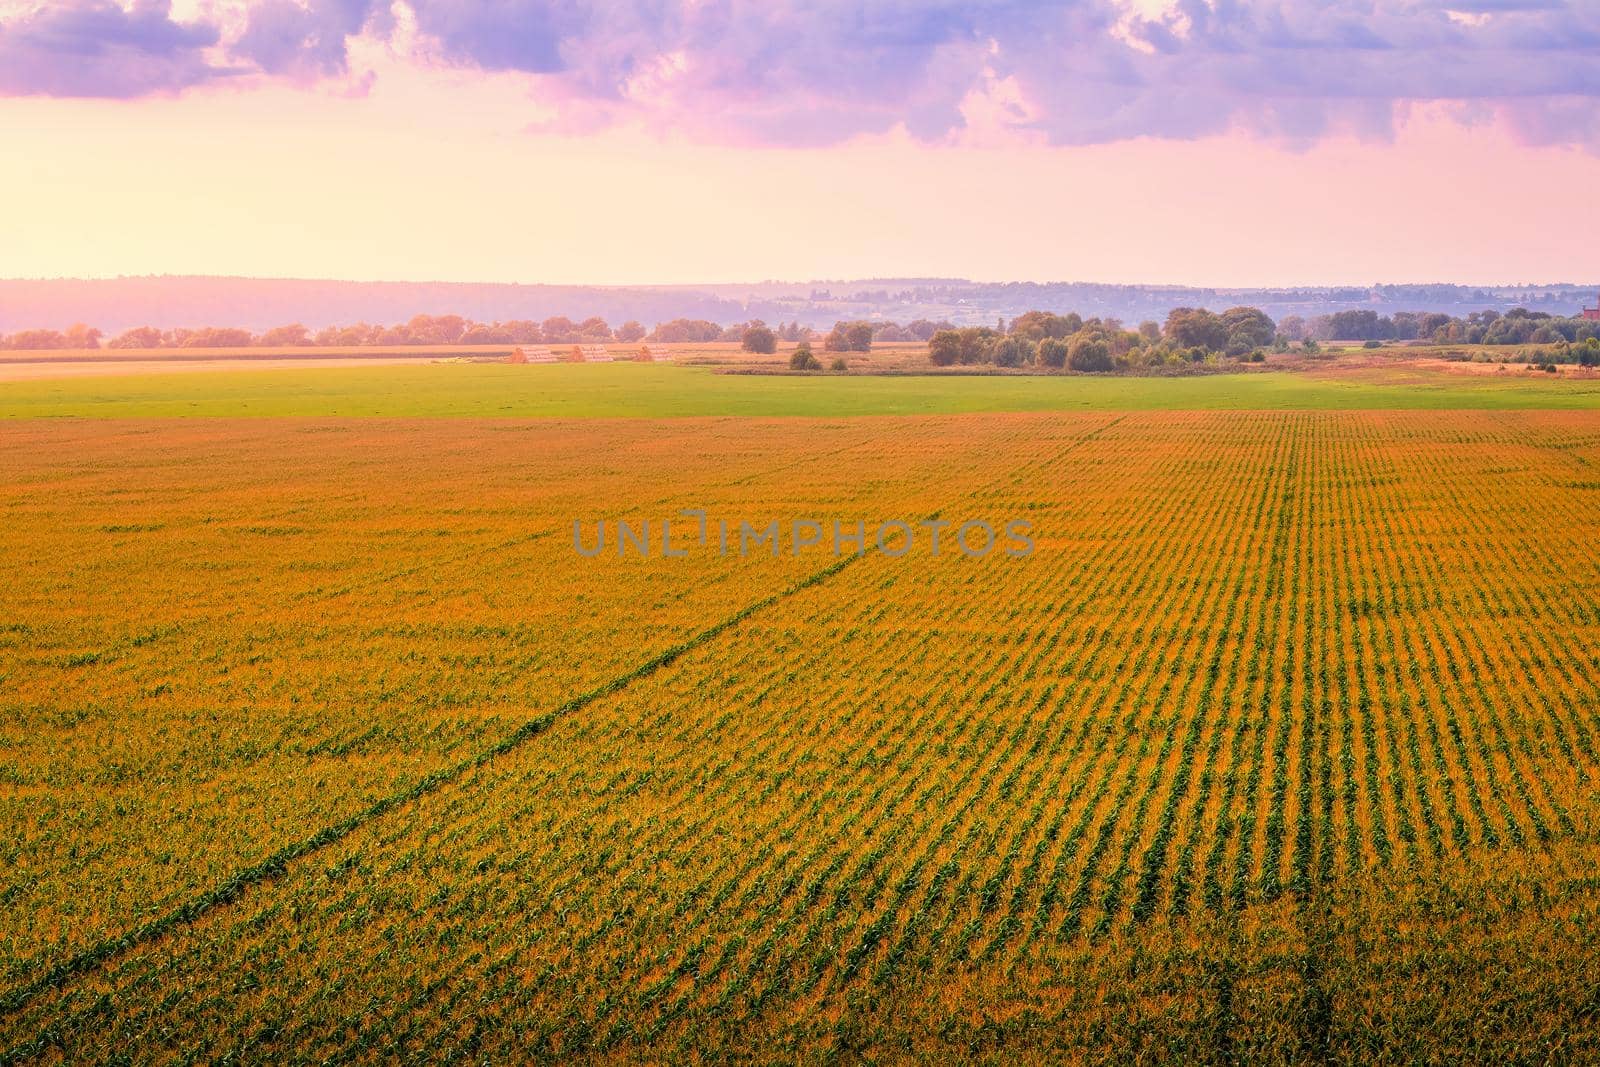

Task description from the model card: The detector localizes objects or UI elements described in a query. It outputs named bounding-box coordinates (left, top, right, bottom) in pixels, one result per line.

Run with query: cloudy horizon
left=4, top=0, right=1599, bottom=286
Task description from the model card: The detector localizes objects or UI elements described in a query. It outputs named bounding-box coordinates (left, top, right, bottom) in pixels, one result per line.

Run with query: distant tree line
left=926, top=306, right=1279, bottom=372
left=918, top=303, right=1600, bottom=372
left=10, top=304, right=1596, bottom=361
left=0, top=323, right=104, bottom=350
left=0, top=315, right=818, bottom=351
left=1278, top=307, right=1600, bottom=347
left=0, top=313, right=965, bottom=352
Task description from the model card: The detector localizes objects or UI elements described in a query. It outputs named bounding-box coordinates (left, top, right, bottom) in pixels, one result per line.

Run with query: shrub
left=1363, top=340, right=1383, bottom=349
left=789, top=343, right=822, bottom=371
left=830, top=356, right=848, bottom=372
left=741, top=324, right=777, bottom=354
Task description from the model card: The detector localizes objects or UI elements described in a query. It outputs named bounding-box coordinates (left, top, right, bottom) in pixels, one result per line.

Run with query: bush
left=830, top=356, right=848, bottom=372
left=789, top=343, right=821, bottom=371
left=1363, top=340, right=1383, bottom=350
left=1248, top=350, right=1266, bottom=363
left=741, top=324, right=777, bottom=354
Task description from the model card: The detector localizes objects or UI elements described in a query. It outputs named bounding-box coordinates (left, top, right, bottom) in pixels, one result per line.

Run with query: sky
left=2, top=0, right=1599, bottom=288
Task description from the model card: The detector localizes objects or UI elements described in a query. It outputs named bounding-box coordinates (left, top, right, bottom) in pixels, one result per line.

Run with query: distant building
left=1584, top=292, right=1600, bottom=321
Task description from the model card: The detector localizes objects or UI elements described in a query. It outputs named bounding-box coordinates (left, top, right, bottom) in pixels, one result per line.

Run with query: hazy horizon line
left=4, top=272, right=1598, bottom=292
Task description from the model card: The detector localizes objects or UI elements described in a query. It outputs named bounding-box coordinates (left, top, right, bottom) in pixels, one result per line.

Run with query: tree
left=4, top=329, right=68, bottom=350
left=992, top=336, right=1035, bottom=368
left=928, top=327, right=997, bottom=366
left=1068, top=336, right=1114, bottom=372
left=461, top=323, right=514, bottom=344
left=404, top=314, right=467, bottom=344
left=1038, top=337, right=1070, bottom=369
left=1009, top=310, right=1080, bottom=341
left=824, top=321, right=874, bottom=353
left=616, top=320, right=646, bottom=343
left=258, top=324, right=311, bottom=347
left=1418, top=313, right=1452, bottom=339
left=177, top=327, right=252, bottom=347
left=63, top=323, right=102, bottom=349
left=325, top=322, right=380, bottom=346
left=1163, top=308, right=1228, bottom=352
left=928, top=329, right=962, bottom=366
left=651, top=319, right=722, bottom=343
left=1327, top=309, right=1391, bottom=342
left=109, top=326, right=163, bottom=349
left=1220, top=307, right=1275, bottom=354
left=789, top=342, right=821, bottom=370
left=1277, top=315, right=1307, bottom=342
left=542, top=316, right=578, bottom=343
left=905, top=319, right=948, bottom=341
left=741, top=323, right=777, bottom=354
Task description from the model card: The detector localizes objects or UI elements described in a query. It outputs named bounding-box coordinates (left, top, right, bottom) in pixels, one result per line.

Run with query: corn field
left=3, top=412, right=1599, bottom=1062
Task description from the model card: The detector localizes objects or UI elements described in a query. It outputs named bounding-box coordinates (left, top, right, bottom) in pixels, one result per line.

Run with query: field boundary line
left=0, top=553, right=866, bottom=1025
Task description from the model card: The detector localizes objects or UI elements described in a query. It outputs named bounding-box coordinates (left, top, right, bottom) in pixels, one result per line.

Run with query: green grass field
left=4, top=361, right=1600, bottom=417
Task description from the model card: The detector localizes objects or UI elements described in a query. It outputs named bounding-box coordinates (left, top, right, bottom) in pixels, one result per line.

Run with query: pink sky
left=3, top=1, right=1599, bottom=287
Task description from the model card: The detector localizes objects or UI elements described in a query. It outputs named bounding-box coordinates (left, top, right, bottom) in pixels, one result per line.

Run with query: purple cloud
left=401, top=0, right=1600, bottom=149
left=232, top=0, right=373, bottom=78
left=3, top=0, right=1600, bottom=150
left=0, top=0, right=230, bottom=97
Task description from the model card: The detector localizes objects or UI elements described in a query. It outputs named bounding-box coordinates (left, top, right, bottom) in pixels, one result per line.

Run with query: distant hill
left=2, top=275, right=1596, bottom=334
